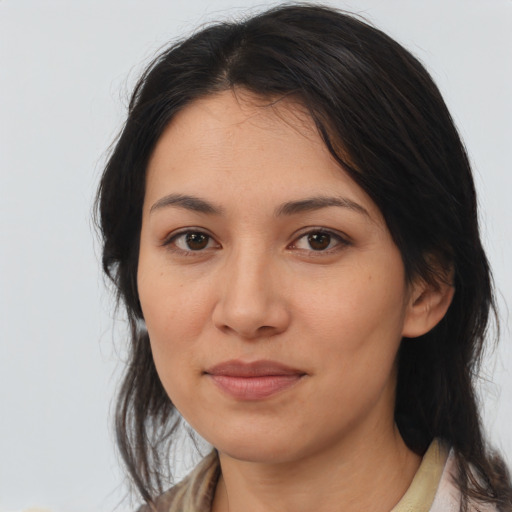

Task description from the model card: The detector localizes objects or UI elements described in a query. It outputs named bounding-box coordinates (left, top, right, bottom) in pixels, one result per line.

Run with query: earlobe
left=401, top=275, right=455, bottom=338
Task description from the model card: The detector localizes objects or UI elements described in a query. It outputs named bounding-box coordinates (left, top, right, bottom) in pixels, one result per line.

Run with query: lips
left=205, top=360, right=306, bottom=400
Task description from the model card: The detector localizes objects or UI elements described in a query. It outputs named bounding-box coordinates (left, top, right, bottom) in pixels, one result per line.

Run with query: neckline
left=391, top=439, right=449, bottom=512
left=197, top=439, right=448, bottom=512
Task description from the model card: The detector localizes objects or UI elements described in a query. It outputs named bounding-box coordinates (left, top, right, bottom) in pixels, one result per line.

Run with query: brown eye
left=291, top=229, right=349, bottom=254
left=307, top=232, right=332, bottom=251
left=185, top=232, right=210, bottom=250
left=168, top=230, right=217, bottom=252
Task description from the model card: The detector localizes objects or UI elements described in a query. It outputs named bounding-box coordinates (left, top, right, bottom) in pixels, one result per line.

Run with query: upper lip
left=205, top=359, right=305, bottom=377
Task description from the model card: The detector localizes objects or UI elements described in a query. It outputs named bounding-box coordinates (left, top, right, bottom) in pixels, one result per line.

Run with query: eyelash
left=162, top=229, right=219, bottom=255
left=162, top=228, right=351, bottom=256
left=288, top=229, right=350, bottom=254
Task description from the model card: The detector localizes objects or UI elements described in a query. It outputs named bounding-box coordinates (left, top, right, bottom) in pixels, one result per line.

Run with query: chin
left=208, top=426, right=333, bottom=466
left=217, top=441, right=299, bottom=464
left=197, top=424, right=299, bottom=464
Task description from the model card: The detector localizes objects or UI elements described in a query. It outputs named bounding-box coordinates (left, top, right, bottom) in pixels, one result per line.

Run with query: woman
left=96, top=4, right=512, bottom=511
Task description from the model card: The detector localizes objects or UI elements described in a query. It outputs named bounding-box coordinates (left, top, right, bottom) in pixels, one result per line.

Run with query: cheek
left=300, top=264, right=406, bottom=340
left=137, top=256, right=211, bottom=387
left=294, top=257, right=407, bottom=382
left=139, top=282, right=205, bottom=413
left=138, top=251, right=211, bottom=337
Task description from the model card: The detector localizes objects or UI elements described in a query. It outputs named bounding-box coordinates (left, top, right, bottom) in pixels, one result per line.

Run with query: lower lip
left=208, top=374, right=303, bottom=400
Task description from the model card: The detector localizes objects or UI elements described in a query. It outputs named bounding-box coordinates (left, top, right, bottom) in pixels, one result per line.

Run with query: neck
left=212, top=425, right=421, bottom=512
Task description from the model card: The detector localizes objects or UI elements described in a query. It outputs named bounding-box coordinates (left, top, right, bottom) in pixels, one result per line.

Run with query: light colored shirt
left=140, top=439, right=497, bottom=512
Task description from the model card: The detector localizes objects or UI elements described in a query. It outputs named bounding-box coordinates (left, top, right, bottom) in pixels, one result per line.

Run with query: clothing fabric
left=139, top=439, right=497, bottom=512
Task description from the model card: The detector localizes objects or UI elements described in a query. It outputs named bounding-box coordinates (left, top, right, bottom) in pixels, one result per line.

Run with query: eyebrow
left=149, top=193, right=369, bottom=218
left=275, top=196, right=369, bottom=217
left=150, top=193, right=224, bottom=215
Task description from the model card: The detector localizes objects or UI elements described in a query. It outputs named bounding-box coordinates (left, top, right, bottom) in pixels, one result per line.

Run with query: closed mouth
left=205, top=359, right=306, bottom=400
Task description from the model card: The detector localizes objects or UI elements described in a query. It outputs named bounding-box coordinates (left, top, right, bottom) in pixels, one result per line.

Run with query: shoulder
left=430, top=449, right=499, bottom=512
left=137, top=451, right=220, bottom=512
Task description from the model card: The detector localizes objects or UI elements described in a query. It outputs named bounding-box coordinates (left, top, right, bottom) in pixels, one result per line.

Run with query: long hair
left=95, top=4, right=512, bottom=510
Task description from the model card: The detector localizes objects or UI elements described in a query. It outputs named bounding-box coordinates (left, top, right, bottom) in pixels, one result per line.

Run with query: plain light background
left=1, top=1, right=510, bottom=511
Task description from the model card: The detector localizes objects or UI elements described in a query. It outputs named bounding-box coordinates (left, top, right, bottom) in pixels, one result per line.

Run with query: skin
left=137, top=90, right=453, bottom=512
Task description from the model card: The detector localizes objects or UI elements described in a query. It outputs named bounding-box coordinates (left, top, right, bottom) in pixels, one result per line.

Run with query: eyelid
left=288, top=227, right=352, bottom=252
left=161, top=227, right=221, bottom=253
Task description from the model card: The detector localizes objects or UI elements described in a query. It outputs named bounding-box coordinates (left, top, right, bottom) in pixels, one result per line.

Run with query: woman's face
left=138, top=90, right=417, bottom=464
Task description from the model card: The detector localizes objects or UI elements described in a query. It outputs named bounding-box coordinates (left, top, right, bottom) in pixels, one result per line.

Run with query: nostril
left=256, top=325, right=279, bottom=336
left=216, top=323, right=279, bottom=339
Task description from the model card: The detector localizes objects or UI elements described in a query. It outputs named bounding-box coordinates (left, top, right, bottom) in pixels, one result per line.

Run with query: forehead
left=173, top=89, right=317, bottom=136
left=149, top=90, right=323, bottom=168
left=144, top=89, right=380, bottom=222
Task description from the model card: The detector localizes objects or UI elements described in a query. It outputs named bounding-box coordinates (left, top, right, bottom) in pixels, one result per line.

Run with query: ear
left=401, top=270, right=455, bottom=338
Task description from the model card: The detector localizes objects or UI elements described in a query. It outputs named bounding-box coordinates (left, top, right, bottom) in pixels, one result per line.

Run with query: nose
left=211, top=249, right=291, bottom=340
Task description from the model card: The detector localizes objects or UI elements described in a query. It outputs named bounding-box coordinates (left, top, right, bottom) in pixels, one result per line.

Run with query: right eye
left=165, top=230, right=220, bottom=253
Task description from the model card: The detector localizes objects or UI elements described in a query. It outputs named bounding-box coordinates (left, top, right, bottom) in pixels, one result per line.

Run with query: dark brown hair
left=96, top=4, right=512, bottom=510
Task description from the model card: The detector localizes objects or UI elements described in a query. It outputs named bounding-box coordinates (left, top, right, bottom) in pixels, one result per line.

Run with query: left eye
left=169, top=231, right=218, bottom=251
left=292, top=231, right=346, bottom=252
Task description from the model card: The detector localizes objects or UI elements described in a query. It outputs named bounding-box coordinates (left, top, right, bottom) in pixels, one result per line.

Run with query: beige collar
left=147, top=439, right=449, bottom=512
left=391, top=439, right=449, bottom=512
